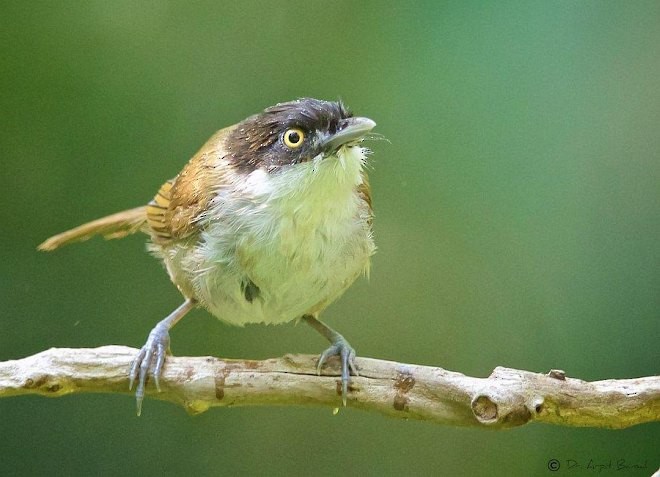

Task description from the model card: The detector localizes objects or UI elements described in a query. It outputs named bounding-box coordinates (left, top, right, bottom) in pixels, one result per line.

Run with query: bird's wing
left=146, top=126, right=234, bottom=244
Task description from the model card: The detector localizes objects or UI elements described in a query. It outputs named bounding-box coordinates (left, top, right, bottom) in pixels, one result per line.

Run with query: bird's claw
left=316, top=337, right=358, bottom=406
left=128, top=323, right=170, bottom=416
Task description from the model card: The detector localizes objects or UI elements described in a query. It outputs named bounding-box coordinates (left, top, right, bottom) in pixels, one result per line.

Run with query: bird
left=39, top=98, right=377, bottom=414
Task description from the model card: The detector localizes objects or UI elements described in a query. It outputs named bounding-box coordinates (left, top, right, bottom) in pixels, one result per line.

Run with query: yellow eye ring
left=283, top=128, right=305, bottom=148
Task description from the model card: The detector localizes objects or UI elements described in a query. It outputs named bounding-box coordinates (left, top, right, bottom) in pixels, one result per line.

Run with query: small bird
left=39, top=98, right=377, bottom=414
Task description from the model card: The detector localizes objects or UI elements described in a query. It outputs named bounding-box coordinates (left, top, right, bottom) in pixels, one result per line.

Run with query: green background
left=1, top=1, right=658, bottom=475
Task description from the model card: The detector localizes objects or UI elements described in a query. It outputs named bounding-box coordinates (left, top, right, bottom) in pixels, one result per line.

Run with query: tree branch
left=1, top=346, right=657, bottom=428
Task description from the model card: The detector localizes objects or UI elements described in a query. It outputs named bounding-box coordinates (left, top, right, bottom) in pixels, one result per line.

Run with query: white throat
left=242, top=145, right=367, bottom=216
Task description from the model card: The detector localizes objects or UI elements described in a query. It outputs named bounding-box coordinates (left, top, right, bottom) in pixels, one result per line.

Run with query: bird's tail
left=38, top=206, right=147, bottom=251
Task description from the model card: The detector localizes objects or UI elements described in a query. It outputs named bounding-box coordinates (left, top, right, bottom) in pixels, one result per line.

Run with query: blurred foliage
left=1, top=1, right=658, bottom=475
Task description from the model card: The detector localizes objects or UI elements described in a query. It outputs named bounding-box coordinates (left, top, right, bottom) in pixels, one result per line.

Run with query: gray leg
left=129, top=298, right=196, bottom=415
left=302, top=314, right=358, bottom=405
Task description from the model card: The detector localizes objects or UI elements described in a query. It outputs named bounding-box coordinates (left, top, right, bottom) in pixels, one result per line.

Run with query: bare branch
left=0, top=346, right=657, bottom=428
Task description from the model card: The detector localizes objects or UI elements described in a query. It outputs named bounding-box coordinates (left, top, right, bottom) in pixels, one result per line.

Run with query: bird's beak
left=320, top=117, right=376, bottom=152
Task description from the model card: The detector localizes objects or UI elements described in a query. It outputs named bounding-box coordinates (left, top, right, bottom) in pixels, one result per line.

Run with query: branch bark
left=1, top=346, right=657, bottom=428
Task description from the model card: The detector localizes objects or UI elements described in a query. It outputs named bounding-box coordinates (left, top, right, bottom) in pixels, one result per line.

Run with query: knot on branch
left=23, top=374, right=67, bottom=395
left=470, top=367, right=548, bottom=426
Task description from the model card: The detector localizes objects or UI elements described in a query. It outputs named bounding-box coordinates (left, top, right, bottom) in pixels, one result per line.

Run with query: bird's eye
left=283, top=128, right=305, bottom=149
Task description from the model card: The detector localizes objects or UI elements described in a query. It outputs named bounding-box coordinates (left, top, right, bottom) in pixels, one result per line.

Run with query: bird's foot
left=128, top=322, right=170, bottom=416
left=316, top=335, right=358, bottom=406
